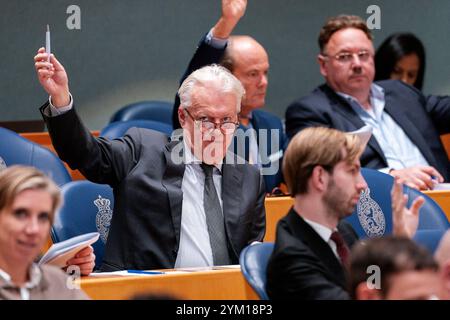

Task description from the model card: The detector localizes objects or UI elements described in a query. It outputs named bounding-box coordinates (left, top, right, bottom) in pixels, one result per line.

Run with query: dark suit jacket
left=172, top=34, right=288, bottom=192
left=266, top=208, right=359, bottom=300
left=40, top=104, right=266, bottom=271
left=239, top=110, right=287, bottom=193
left=285, top=80, right=450, bottom=181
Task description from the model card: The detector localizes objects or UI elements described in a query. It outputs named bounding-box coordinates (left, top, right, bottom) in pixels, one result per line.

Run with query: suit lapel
left=287, top=209, right=347, bottom=287
left=383, top=89, right=438, bottom=167
left=251, top=111, right=274, bottom=160
left=250, top=112, right=261, bottom=148
left=162, top=139, right=185, bottom=246
left=232, top=123, right=252, bottom=162
left=221, top=155, right=244, bottom=259
left=322, top=85, right=386, bottom=163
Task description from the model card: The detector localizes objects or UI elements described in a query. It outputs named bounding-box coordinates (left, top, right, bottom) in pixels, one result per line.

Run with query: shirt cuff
left=205, top=28, right=228, bottom=49
left=48, top=93, right=73, bottom=116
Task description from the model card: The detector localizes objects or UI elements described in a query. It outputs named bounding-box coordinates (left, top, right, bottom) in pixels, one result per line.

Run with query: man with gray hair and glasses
left=34, top=45, right=266, bottom=271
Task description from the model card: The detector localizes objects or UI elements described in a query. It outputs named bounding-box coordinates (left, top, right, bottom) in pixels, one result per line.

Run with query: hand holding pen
left=34, top=25, right=71, bottom=107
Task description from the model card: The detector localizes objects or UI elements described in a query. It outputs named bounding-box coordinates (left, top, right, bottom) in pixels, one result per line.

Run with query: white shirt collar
left=302, top=217, right=335, bottom=243
left=0, top=263, right=42, bottom=289
left=182, top=138, right=223, bottom=172
left=336, top=83, right=384, bottom=103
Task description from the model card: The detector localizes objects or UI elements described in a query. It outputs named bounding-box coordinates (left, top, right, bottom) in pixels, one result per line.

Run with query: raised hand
left=213, top=0, right=248, bottom=39
left=222, top=0, right=247, bottom=22
left=34, top=47, right=70, bottom=107
left=65, top=245, right=96, bottom=276
left=391, top=178, right=424, bottom=238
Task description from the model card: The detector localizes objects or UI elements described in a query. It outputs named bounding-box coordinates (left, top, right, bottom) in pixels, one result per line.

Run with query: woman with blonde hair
left=0, top=166, right=88, bottom=300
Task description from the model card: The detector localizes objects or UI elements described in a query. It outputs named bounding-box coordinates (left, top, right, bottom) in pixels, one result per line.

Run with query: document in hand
left=39, top=232, right=100, bottom=268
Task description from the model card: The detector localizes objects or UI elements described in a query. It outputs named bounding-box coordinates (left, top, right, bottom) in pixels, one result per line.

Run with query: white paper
left=433, top=183, right=450, bottom=190
left=349, top=125, right=373, bottom=148
left=87, top=265, right=240, bottom=277
left=173, top=265, right=241, bottom=272
left=39, top=232, right=100, bottom=268
left=88, top=271, right=163, bottom=277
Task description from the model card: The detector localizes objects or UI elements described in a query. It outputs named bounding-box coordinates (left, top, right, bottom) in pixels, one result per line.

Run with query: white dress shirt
left=303, top=217, right=341, bottom=262
left=337, top=84, right=429, bottom=172
left=174, top=140, right=224, bottom=268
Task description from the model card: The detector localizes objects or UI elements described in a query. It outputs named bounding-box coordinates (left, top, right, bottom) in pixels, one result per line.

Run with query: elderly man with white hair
left=33, top=47, right=266, bottom=272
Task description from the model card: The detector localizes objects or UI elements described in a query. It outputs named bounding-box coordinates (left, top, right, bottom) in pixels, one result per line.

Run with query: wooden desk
left=20, top=131, right=99, bottom=181
left=440, top=134, right=450, bottom=160
left=263, top=197, right=293, bottom=242
left=423, top=190, right=450, bottom=222
left=80, top=268, right=258, bottom=300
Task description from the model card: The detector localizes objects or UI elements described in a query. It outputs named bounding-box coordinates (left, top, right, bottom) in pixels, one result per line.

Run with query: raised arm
left=172, top=0, right=247, bottom=128
left=33, top=48, right=141, bottom=186
left=213, top=0, right=247, bottom=39
left=34, top=47, right=70, bottom=107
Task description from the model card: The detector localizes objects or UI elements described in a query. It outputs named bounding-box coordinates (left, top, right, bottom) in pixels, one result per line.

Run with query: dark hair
left=318, top=15, right=373, bottom=53
left=374, top=33, right=426, bottom=90
left=349, top=236, right=438, bottom=299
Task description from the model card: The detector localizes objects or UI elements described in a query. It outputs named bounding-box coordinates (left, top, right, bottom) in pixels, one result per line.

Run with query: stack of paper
left=39, top=232, right=100, bottom=268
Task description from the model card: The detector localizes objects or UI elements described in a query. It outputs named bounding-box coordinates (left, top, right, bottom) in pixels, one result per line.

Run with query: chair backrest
left=239, top=242, right=274, bottom=300
left=0, top=126, right=71, bottom=186
left=100, top=119, right=173, bottom=139
left=406, top=187, right=450, bottom=230
left=345, top=168, right=449, bottom=239
left=51, top=181, right=114, bottom=268
left=413, top=229, right=447, bottom=253
left=110, top=100, right=173, bottom=126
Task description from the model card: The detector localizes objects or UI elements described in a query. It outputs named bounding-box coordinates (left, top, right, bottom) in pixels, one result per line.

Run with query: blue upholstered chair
left=0, top=126, right=71, bottom=186
left=413, top=229, right=447, bottom=253
left=110, top=100, right=173, bottom=126
left=345, top=168, right=449, bottom=251
left=51, top=181, right=114, bottom=269
left=239, top=242, right=274, bottom=300
left=100, top=120, right=173, bottom=139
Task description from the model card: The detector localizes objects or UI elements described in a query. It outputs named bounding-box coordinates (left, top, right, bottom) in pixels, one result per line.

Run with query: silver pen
left=46, top=24, right=51, bottom=62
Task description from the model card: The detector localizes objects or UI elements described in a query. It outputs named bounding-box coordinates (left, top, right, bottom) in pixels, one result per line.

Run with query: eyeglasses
left=184, top=108, right=239, bottom=134
left=322, top=50, right=372, bottom=64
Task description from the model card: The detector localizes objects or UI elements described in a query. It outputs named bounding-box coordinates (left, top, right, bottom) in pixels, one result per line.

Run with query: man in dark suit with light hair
left=34, top=47, right=266, bottom=271
left=267, top=127, right=424, bottom=300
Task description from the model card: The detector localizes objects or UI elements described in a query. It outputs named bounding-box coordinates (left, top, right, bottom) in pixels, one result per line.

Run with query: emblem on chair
left=94, top=195, right=113, bottom=243
left=0, top=157, right=6, bottom=171
left=356, top=188, right=385, bottom=237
